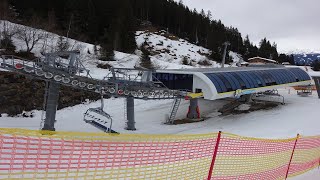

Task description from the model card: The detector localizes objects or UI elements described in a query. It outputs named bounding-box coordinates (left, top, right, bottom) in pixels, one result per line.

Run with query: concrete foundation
left=187, top=98, right=201, bottom=119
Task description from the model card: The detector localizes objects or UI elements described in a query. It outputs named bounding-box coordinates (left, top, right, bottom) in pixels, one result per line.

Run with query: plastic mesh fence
left=210, top=133, right=297, bottom=179
left=0, top=128, right=217, bottom=179
left=288, top=135, right=320, bottom=178
left=0, top=128, right=319, bottom=180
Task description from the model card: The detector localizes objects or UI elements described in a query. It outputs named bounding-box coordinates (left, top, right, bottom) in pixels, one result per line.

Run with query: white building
left=153, top=66, right=311, bottom=100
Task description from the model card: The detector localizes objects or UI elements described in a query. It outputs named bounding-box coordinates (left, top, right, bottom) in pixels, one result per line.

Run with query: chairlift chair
left=83, top=107, right=118, bottom=134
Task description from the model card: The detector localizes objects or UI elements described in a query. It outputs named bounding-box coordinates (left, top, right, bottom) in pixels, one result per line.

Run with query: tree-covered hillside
left=1, top=0, right=293, bottom=63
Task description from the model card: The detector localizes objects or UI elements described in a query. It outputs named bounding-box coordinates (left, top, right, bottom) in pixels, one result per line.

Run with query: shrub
left=15, top=51, right=37, bottom=60
left=0, top=36, right=16, bottom=53
left=56, top=36, right=70, bottom=52
left=97, top=63, right=112, bottom=69
left=181, top=56, right=189, bottom=65
left=198, top=59, right=212, bottom=66
left=99, top=44, right=115, bottom=61
left=140, top=45, right=154, bottom=69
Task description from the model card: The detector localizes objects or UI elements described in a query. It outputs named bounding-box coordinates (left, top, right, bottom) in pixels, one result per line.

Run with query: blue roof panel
left=207, top=74, right=227, bottom=93
left=204, top=68, right=310, bottom=93
left=230, top=72, right=247, bottom=89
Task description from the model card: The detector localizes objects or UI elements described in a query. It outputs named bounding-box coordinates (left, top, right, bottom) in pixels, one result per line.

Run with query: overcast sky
left=179, top=0, right=320, bottom=53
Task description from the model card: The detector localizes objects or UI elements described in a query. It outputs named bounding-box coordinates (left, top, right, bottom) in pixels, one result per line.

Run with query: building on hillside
left=282, top=62, right=291, bottom=65
left=248, top=57, right=277, bottom=64
left=240, top=61, right=249, bottom=67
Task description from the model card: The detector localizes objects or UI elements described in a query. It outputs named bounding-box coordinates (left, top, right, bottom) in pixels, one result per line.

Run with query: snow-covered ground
left=1, top=88, right=319, bottom=138
left=136, top=30, right=241, bottom=68
left=292, top=169, right=320, bottom=180
left=1, top=20, right=320, bottom=179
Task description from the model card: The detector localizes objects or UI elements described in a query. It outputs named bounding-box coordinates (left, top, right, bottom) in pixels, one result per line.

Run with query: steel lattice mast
left=1, top=51, right=186, bottom=132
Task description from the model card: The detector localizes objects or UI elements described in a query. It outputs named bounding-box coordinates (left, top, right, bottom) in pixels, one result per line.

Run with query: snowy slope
left=0, top=21, right=94, bottom=57
left=1, top=20, right=242, bottom=79
left=136, top=31, right=211, bottom=67
left=286, top=65, right=320, bottom=77
left=294, top=53, right=320, bottom=65
left=136, top=30, right=242, bottom=69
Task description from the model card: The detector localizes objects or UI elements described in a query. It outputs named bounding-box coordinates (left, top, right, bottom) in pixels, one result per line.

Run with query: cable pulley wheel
left=71, top=80, right=79, bottom=86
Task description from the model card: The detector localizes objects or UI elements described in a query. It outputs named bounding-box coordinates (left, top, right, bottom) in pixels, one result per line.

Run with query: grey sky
left=180, top=0, right=320, bottom=53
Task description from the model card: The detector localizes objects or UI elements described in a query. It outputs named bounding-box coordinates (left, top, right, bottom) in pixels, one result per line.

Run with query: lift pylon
left=1, top=52, right=187, bottom=132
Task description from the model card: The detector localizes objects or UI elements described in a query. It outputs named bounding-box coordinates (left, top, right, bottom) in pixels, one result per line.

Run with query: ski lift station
left=153, top=66, right=312, bottom=101
left=1, top=52, right=318, bottom=133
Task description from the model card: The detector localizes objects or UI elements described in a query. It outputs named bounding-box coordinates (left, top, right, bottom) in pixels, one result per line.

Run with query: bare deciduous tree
left=16, top=19, right=45, bottom=53
left=16, top=27, right=44, bottom=53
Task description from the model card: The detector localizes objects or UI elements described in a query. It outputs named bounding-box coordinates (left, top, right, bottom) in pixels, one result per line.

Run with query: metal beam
left=126, top=96, right=136, bottom=130
left=314, top=77, right=320, bottom=99
left=221, top=42, right=230, bottom=68
left=42, top=82, right=60, bottom=131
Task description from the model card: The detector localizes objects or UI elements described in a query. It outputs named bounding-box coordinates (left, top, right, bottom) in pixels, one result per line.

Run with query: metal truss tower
left=1, top=51, right=186, bottom=132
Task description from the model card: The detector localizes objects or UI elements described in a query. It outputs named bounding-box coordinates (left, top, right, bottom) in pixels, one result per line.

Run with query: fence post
left=207, top=131, right=222, bottom=180
left=285, top=134, right=300, bottom=179
left=318, top=155, right=320, bottom=169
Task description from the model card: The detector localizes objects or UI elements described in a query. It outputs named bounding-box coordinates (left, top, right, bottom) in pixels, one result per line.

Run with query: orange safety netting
left=0, top=128, right=319, bottom=180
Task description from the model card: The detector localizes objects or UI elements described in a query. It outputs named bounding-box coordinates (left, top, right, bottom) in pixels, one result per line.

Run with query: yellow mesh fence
left=0, top=128, right=319, bottom=180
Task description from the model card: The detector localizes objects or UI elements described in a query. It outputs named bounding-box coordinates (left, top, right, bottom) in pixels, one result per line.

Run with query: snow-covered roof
left=156, top=65, right=286, bottom=73
left=248, top=57, right=277, bottom=63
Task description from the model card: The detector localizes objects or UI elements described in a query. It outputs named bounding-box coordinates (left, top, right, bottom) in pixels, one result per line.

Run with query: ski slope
left=0, top=88, right=319, bottom=138
left=0, top=21, right=241, bottom=78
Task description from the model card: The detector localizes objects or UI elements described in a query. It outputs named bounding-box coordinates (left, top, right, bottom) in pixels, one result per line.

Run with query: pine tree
left=207, top=10, right=212, bottom=20
left=0, top=35, right=16, bottom=52
left=140, top=43, right=153, bottom=69
left=312, top=60, right=320, bottom=71
left=56, top=36, right=69, bottom=52
left=99, top=30, right=115, bottom=61
left=288, top=55, right=295, bottom=65
left=181, top=56, right=189, bottom=65
left=210, top=46, right=222, bottom=63
left=258, top=38, right=279, bottom=60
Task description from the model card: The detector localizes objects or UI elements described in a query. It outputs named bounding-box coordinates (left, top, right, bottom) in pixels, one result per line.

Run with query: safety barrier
left=0, top=128, right=319, bottom=179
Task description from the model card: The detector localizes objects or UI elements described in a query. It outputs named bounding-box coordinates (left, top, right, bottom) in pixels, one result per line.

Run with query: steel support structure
left=221, top=42, right=230, bottom=68
left=187, top=98, right=201, bottom=119
left=1, top=53, right=184, bottom=133
left=126, top=96, right=136, bottom=130
left=42, top=82, right=60, bottom=131
left=313, top=77, right=320, bottom=99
